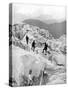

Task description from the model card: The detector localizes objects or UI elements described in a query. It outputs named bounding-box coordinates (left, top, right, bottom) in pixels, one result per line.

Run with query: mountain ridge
left=23, top=19, right=66, bottom=38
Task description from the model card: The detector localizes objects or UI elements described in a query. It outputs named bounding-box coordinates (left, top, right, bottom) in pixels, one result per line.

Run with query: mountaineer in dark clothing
left=26, top=35, right=29, bottom=45
left=42, top=42, right=48, bottom=54
left=32, top=40, right=36, bottom=52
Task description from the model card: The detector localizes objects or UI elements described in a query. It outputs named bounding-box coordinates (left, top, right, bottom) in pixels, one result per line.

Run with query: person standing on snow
left=26, top=35, right=29, bottom=45
left=32, top=40, right=36, bottom=52
left=42, top=42, right=48, bottom=54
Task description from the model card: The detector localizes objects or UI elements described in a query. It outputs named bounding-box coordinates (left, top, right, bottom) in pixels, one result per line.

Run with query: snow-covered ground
left=11, top=44, right=66, bottom=86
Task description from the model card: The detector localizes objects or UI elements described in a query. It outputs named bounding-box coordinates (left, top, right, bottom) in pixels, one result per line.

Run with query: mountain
left=48, top=21, right=66, bottom=38
left=23, top=19, right=66, bottom=39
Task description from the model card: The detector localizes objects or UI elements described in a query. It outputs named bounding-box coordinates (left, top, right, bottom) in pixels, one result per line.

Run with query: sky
left=12, top=3, right=66, bottom=24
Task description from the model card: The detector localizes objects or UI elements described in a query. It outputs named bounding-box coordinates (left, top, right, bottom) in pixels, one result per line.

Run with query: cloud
left=13, top=4, right=66, bottom=24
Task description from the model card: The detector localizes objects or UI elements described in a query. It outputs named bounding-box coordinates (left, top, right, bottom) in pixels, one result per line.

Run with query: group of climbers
left=26, top=35, right=36, bottom=52
left=26, top=35, right=50, bottom=55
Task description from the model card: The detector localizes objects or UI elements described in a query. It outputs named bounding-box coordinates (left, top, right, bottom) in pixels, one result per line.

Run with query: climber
left=32, top=40, right=36, bottom=52
left=42, top=42, right=48, bottom=54
left=26, top=35, right=29, bottom=45
left=42, top=70, right=48, bottom=84
left=28, top=69, right=32, bottom=85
